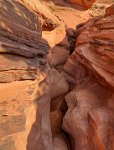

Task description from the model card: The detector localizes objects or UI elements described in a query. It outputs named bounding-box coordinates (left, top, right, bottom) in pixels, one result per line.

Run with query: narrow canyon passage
left=0, top=0, right=114, bottom=150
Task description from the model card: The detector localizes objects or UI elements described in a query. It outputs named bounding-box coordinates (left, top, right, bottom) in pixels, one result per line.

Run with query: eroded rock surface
left=0, top=0, right=114, bottom=150
left=63, top=6, right=114, bottom=150
left=105, top=4, right=114, bottom=16
left=0, top=0, right=52, bottom=149
left=64, top=13, right=114, bottom=88
left=63, top=77, right=114, bottom=150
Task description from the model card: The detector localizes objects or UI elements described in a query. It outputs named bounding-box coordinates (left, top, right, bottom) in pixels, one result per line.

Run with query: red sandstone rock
left=63, top=77, right=114, bottom=150
left=64, top=13, right=114, bottom=87
left=63, top=8, right=114, bottom=150
left=68, top=0, right=96, bottom=9
left=48, top=46, right=70, bottom=67
left=0, top=0, right=49, bottom=58
left=53, top=134, right=68, bottom=150
left=50, top=110, right=64, bottom=135
left=0, top=0, right=53, bottom=149
left=50, top=69, right=69, bottom=98
left=1, top=0, right=114, bottom=150
left=105, top=5, right=114, bottom=16
left=0, top=78, right=49, bottom=150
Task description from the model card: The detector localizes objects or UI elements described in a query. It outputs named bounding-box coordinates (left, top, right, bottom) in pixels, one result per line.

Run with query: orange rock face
left=0, top=0, right=52, bottom=149
left=0, top=1, right=70, bottom=149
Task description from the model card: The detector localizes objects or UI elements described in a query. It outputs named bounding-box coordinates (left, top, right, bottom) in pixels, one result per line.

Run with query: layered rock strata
left=63, top=6, right=114, bottom=150
left=0, top=0, right=51, bottom=149
left=0, top=0, right=70, bottom=150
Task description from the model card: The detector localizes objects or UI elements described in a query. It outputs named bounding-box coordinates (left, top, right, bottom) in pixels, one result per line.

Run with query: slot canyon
left=0, top=0, right=114, bottom=150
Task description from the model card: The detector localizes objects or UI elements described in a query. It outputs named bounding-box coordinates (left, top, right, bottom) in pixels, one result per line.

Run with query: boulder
left=50, top=69, right=69, bottom=98
left=48, top=46, right=70, bottom=67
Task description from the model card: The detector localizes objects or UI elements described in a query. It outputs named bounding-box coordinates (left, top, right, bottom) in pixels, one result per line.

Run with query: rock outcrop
left=63, top=6, right=114, bottom=150
left=0, top=0, right=49, bottom=81
left=0, top=0, right=70, bottom=149
left=0, top=0, right=52, bottom=149
left=64, top=13, right=114, bottom=88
